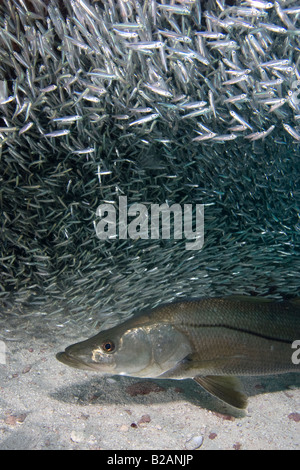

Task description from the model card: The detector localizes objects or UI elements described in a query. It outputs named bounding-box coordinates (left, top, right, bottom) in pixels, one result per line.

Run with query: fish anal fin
left=194, top=375, right=248, bottom=410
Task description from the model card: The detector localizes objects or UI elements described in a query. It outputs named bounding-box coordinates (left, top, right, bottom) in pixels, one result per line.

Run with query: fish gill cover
left=0, top=0, right=299, bottom=326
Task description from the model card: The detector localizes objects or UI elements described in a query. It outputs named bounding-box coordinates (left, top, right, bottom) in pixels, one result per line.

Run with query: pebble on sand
left=185, top=435, right=203, bottom=450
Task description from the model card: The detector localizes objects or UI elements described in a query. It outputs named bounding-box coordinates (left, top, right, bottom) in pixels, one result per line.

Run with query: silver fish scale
left=160, top=298, right=300, bottom=375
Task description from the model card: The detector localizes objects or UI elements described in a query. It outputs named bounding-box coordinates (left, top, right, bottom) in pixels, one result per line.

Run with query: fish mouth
left=56, top=351, right=98, bottom=371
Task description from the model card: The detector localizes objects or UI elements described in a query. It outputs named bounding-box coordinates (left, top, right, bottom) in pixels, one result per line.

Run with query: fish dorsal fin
left=194, top=375, right=248, bottom=409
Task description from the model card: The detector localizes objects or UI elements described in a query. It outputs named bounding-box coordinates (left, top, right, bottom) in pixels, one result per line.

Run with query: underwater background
left=0, top=0, right=300, bottom=452
left=0, top=0, right=299, bottom=330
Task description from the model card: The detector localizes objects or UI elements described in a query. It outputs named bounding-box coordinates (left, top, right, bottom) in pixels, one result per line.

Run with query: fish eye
left=102, top=340, right=115, bottom=353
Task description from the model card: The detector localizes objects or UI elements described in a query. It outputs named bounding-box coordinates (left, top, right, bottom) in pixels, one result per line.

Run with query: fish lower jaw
left=56, top=351, right=102, bottom=371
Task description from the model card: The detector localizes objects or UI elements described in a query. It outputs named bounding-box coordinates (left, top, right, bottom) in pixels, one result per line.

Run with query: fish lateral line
left=177, top=321, right=293, bottom=344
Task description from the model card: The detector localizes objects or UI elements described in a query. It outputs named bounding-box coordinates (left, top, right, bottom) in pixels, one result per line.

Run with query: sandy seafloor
left=0, top=309, right=299, bottom=451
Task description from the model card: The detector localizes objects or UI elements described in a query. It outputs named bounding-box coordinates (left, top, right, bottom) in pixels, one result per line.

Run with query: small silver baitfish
left=56, top=297, right=300, bottom=409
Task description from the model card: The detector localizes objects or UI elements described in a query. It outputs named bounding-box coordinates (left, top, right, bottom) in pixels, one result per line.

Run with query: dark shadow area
left=50, top=373, right=300, bottom=418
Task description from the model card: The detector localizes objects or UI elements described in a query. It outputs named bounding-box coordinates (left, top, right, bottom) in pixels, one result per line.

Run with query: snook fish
left=56, top=297, right=300, bottom=409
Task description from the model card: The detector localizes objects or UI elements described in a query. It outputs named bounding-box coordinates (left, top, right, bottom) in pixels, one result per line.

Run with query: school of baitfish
left=1, top=0, right=299, bottom=141
left=1, top=0, right=299, bottom=318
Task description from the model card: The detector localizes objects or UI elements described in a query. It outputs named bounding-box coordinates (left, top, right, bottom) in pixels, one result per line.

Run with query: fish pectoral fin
left=158, top=354, right=197, bottom=378
left=194, top=375, right=248, bottom=410
left=158, top=354, right=246, bottom=379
